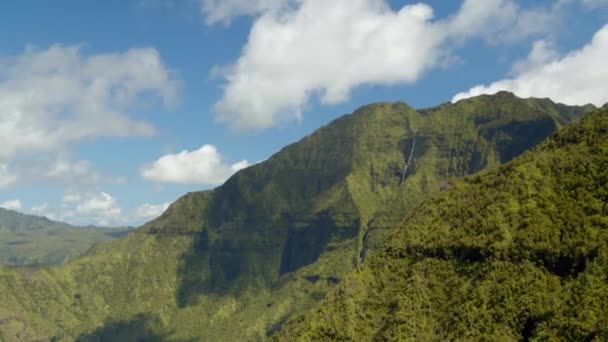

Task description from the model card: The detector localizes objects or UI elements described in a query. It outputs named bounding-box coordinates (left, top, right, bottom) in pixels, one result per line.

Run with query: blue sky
left=0, top=0, right=606, bottom=226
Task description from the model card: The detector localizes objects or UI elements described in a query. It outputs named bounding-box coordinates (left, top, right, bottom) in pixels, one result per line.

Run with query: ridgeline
left=0, top=92, right=600, bottom=341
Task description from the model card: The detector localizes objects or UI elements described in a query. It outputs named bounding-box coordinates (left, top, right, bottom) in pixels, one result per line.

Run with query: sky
left=0, top=0, right=606, bottom=226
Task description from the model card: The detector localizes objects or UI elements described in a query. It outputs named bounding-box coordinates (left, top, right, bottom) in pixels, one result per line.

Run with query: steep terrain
left=275, top=106, right=608, bottom=341
left=0, top=93, right=595, bottom=341
left=0, top=208, right=130, bottom=266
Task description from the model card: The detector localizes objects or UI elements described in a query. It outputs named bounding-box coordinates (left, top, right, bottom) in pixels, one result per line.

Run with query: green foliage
left=0, top=93, right=597, bottom=341
left=276, top=107, right=608, bottom=341
left=74, top=314, right=173, bottom=342
left=0, top=208, right=130, bottom=266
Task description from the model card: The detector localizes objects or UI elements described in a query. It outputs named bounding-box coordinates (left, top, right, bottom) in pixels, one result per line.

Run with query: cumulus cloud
left=74, top=192, right=122, bottom=225
left=0, top=43, right=181, bottom=223
left=43, top=158, right=126, bottom=186
left=30, top=192, right=123, bottom=226
left=0, top=45, right=178, bottom=161
left=0, top=44, right=178, bottom=192
left=141, top=144, right=248, bottom=186
left=136, top=202, right=171, bottom=221
left=1, top=199, right=22, bottom=211
left=210, top=0, right=566, bottom=131
left=452, top=24, right=608, bottom=106
left=29, top=192, right=173, bottom=226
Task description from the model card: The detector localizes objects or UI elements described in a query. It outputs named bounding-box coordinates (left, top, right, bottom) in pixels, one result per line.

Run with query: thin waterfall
left=400, top=138, right=416, bottom=184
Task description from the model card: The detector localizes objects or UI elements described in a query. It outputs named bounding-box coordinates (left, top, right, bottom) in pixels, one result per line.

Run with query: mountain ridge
left=0, top=207, right=131, bottom=266
left=0, top=93, right=597, bottom=341
left=275, top=105, right=608, bottom=341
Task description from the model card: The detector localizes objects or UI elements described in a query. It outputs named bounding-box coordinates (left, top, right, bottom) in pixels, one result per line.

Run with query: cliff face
left=276, top=106, right=608, bottom=341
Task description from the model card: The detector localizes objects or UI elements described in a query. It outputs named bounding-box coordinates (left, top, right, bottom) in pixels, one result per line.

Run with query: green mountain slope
left=0, top=208, right=130, bottom=266
left=275, top=106, right=608, bottom=341
left=0, top=93, right=595, bottom=341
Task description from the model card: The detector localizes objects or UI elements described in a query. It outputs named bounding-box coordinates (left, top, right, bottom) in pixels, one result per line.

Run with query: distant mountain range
left=0, top=208, right=131, bottom=266
left=0, top=92, right=605, bottom=341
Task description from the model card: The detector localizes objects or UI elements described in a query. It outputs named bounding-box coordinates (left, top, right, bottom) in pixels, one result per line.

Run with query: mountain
left=0, top=93, right=596, bottom=341
left=275, top=105, right=608, bottom=341
left=0, top=208, right=131, bottom=266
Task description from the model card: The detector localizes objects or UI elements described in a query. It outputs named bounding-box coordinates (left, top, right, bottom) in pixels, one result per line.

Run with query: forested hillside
left=0, top=93, right=596, bottom=341
left=276, top=105, right=608, bottom=341
left=0, top=208, right=130, bottom=266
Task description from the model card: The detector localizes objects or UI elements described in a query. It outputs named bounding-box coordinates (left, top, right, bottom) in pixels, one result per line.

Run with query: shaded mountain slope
left=0, top=93, right=595, bottom=341
left=275, top=106, right=608, bottom=341
left=0, top=208, right=130, bottom=266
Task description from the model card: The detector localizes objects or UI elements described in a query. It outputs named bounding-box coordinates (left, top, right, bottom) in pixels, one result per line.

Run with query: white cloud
left=136, top=202, right=171, bottom=221
left=452, top=24, right=608, bottom=106
left=46, top=159, right=97, bottom=180
left=0, top=44, right=179, bottom=199
left=30, top=202, right=58, bottom=220
left=30, top=192, right=177, bottom=226
left=0, top=164, right=17, bottom=188
left=0, top=45, right=178, bottom=161
left=211, top=0, right=565, bottom=131
left=1, top=199, right=22, bottom=211
left=230, top=160, right=250, bottom=171
left=30, top=192, right=123, bottom=226
left=75, top=192, right=122, bottom=225
left=62, top=193, right=82, bottom=204
left=141, top=144, right=249, bottom=186
left=201, top=0, right=292, bottom=25
left=449, top=0, right=567, bottom=44
left=508, top=40, right=560, bottom=75
left=43, top=158, right=126, bottom=186
left=0, top=157, right=125, bottom=191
